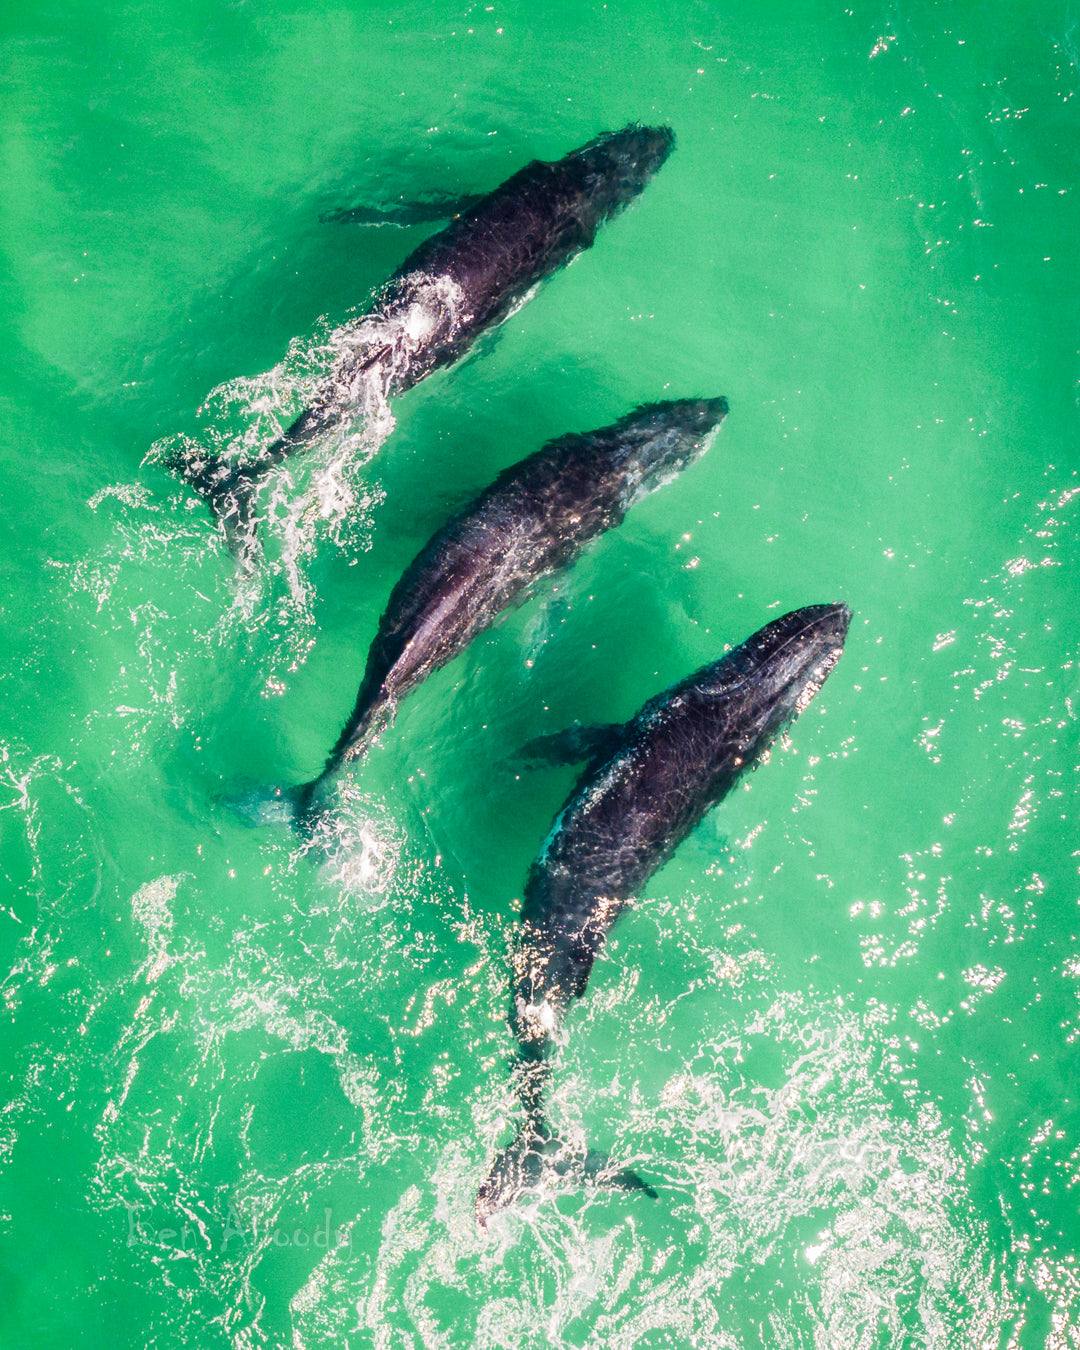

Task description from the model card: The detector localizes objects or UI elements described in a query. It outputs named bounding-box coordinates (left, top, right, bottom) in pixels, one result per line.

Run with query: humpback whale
left=293, top=398, right=729, bottom=827
left=171, top=124, right=675, bottom=564
left=476, top=602, right=852, bottom=1225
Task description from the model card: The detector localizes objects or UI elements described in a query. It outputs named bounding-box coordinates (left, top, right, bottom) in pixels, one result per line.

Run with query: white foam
left=130, top=873, right=187, bottom=984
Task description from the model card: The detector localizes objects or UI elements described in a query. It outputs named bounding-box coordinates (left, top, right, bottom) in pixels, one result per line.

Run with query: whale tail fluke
left=223, top=701, right=387, bottom=842
left=221, top=772, right=340, bottom=838
left=162, top=406, right=347, bottom=572
left=476, top=1056, right=656, bottom=1228
left=220, top=779, right=345, bottom=855
left=227, top=782, right=307, bottom=828
left=290, top=774, right=341, bottom=838
left=163, top=443, right=263, bottom=573
left=226, top=780, right=345, bottom=857
left=475, top=1116, right=656, bottom=1228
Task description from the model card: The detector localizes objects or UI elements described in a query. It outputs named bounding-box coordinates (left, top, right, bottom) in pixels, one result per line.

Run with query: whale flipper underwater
left=170, top=124, right=675, bottom=567
left=318, top=192, right=487, bottom=226
left=291, top=398, right=729, bottom=828
left=475, top=602, right=852, bottom=1226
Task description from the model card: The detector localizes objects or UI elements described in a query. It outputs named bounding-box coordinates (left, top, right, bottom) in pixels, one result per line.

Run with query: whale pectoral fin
left=518, top=722, right=625, bottom=769
left=319, top=192, right=486, bottom=227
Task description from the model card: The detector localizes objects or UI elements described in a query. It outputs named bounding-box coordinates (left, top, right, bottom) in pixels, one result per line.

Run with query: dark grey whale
left=171, top=125, right=675, bottom=564
left=293, top=398, right=729, bottom=827
left=476, top=602, right=852, bottom=1225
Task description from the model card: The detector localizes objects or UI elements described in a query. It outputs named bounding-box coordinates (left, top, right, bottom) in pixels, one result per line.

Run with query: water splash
left=281, top=962, right=1009, bottom=1350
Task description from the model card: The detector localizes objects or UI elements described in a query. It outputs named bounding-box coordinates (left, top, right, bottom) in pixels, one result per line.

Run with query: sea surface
left=2, top=1, right=1078, bottom=1346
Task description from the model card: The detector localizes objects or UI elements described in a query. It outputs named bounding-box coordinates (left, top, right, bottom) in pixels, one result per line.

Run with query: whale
left=476, top=602, right=852, bottom=1225
left=170, top=124, right=675, bottom=565
left=292, top=398, right=729, bottom=828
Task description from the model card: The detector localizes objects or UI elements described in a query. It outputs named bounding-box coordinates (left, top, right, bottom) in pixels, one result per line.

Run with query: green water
left=2, top=1, right=1078, bottom=1345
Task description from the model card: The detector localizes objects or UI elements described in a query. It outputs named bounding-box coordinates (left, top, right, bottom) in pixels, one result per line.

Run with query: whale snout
left=610, top=123, right=676, bottom=178
left=802, top=601, right=852, bottom=650
left=615, top=396, right=729, bottom=443
left=575, top=124, right=676, bottom=199
left=674, top=396, right=730, bottom=434
left=761, top=602, right=852, bottom=679
left=750, top=602, right=852, bottom=713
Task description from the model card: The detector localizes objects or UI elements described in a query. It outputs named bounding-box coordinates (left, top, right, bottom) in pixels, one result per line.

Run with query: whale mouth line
left=793, top=643, right=846, bottom=715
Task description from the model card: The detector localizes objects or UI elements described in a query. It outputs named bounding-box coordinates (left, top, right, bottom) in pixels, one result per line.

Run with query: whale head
left=566, top=124, right=676, bottom=222
left=699, top=603, right=852, bottom=759
left=603, top=397, right=729, bottom=507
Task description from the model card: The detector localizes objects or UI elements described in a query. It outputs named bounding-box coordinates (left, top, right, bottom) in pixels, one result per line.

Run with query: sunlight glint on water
left=1, top=0, right=1078, bottom=1345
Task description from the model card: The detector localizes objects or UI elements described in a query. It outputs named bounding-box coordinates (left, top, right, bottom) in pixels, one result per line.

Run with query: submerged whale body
left=476, top=602, right=852, bottom=1225
left=172, top=124, right=676, bottom=563
left=293, top=397, right=729, bottom=826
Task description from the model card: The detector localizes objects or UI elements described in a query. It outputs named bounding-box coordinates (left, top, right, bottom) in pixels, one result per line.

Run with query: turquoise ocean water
left=2, top=1, right=1079, bottom=1345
